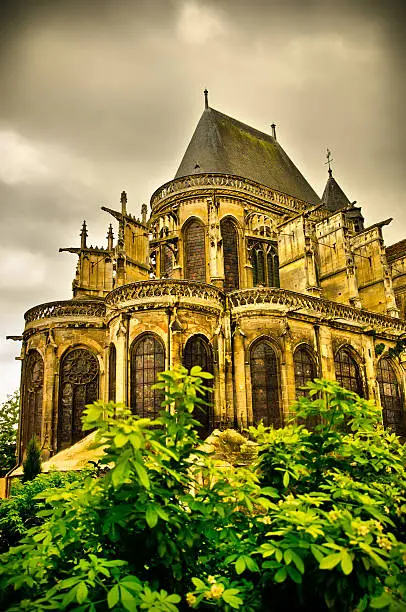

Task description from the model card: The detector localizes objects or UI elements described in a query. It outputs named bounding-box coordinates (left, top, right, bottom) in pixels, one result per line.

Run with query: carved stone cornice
left=105, top=279, right=226, bottom=312
left=227, top=288, right=406, bottom=335
left=150, top=173, right=312, bottom=215
left=24, top=300, right=106, bottom=326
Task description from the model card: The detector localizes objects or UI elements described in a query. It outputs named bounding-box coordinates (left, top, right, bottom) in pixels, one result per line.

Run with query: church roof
left=175, top=106, right=320, bottom=206
left=321, top=170, right=352, bottom=212
left=386, top=239, right=406, bottom=263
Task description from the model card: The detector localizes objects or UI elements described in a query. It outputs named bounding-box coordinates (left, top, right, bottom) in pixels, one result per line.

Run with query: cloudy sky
left=1, top=0, right=405, bottom=402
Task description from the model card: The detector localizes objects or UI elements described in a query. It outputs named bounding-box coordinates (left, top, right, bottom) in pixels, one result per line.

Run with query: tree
left=0, top=391, right=19, bottom=477
left=22, top=437, right=42, bottom=482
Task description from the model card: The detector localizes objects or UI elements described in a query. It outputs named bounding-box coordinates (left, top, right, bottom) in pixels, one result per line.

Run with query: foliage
left=0, top=391, right=19, bottom=477
left=0, top=470, right=91, bottom=553
left=22, top=437, right=42, bottom=483
left=0, top=371, right=405, bottom=611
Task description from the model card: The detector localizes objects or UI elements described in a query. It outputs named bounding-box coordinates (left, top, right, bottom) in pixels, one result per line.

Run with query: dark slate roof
left=175, top=107, right=320, bottom=206
left=321, top=170, right=352, bottom=212
left=386, top=239, right=406, bottom=263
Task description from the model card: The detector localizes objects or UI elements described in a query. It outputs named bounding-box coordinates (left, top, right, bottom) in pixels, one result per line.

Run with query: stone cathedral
left=13, top=92, right=406, bottom=467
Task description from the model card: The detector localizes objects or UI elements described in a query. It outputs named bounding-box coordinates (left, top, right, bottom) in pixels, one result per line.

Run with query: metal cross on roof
left=325, top=148, right=334, bottom=176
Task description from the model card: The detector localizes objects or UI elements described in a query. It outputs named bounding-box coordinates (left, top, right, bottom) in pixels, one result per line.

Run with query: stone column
left=115, top=315, right=128, bottom=404
left=43, top=330, right=58, bottom=460
left=233, top=323, right=247, bottom=428
left=281, top=322, right=296, bottom=420
left=317, top=324, right=335, bottom=380
left=363, top=334, right=378, bottom=402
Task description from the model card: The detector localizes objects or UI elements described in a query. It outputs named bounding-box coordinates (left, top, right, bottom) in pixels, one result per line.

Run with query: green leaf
left=120, top=586, right=138, bottom=612
left=114, top=432, right=128, bottom=448
left=341, top=551, right=353, bottom=575
left=319, top=553, right=342, bottom=570
left=287, top=566, right=302, bottom=584
left=274, top=567, right=287, bottom=583
left=291, top=551, right=305, bottom=574
left=191, top=578, right=206, bottom=590
left=108, top=585, right=120, bottom=608
left=284, top=549, right=293, bottom=565
left=222, top=589, right=243, bottom=609
left=370, top=592, right=392, bottom=609
left=235, top=556, right=246, bottom=574
left=133, top=461, right=150, bottom=489
left=146, top=506, right=158, bottom=529
left=190, top=365, right=202, bottom=376
left=112, top=458, right=131, bottom=488
left=76, top=582, right=88, bottom=605
left=283, top=472, right=290, bottom=487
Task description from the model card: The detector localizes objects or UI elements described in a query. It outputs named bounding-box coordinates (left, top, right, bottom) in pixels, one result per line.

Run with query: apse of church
left=11, top=92, right=406, bottom=469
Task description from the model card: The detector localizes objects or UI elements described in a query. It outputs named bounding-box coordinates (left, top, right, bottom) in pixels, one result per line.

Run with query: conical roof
left=321, top=169, right=351, bottom=212
left=175, top=107, right=320, bottom=206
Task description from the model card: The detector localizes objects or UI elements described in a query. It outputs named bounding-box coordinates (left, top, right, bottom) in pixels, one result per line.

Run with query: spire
left=321, top=150, right=351, bottom=212
left=326, top=148, right=333, bottom=178
left=141, top=203, right=148, bottom=225
left=271, top=123, right=277, bottom=140
left=204, top=88, right=209, bottom=109
left=80, top=220, right=87, bottom=249
left=107, top=224, right=114, bottom=250
left=120, top=190, right=127, bottom=215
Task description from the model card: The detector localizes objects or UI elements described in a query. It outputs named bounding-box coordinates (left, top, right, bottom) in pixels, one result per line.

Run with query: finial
left=120, top=190, right=127, bottom=215
left=204, top=88, right=209, bottom=109
left=80, top=220, right=87, bottom=249
left=107, top=223, right=114, bottom=250
left=325, top=148, right=333, bottom=177
left=271, top=123, right=277, bottom=140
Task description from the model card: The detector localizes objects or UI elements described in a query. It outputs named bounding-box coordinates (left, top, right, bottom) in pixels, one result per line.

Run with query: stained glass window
left=108, top=343, right=116, bottom=402
left=58, top=348, right=99, bottom=451
left=377, top=358, right=404, bottom=435
left=184, top=220, right=206, bottom=282
left=251, top=244, right=279, bottom=287
left=334, top=348, right=363, bottom=396
left=220, top=218, right=239, bottom=292
left=22, top=350, right=44, bottom=453
left=294, top=347, right=316, bottom=397
left=250, top=341, right=281, bottom=427
left=183, top=335, right=213, bottom=438
left=131, top=335, right=165, bottom=419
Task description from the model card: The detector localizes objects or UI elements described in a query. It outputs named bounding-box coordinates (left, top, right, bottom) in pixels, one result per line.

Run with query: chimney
left=271, top=123, right=277, bottom=140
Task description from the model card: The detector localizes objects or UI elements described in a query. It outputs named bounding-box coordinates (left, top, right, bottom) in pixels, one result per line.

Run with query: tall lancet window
left=251, top=244, right=279, bottom=287
left=250, top=340, right=281, bottom=428
left=377, top=358, right=404, bottom=435
left=183, top=335, right=213, bottom=438
left=108, top=343, right=117, bottom=402
left=130, top=334, right=165, bottom=419
left=220, top=218, right=239, bottom=292
left=334, top=349, right=363, bottom=397
left=184, top=220, right=206, bottom=282
left=22, top=350, right=44, bottom=452
left=58, top=348, right=99, bottom=451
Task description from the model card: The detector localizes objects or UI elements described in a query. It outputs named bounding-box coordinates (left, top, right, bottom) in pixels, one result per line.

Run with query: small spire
left=325, top=148, right=334, bottom=177
left=107, top=223, right=114, bottom=250
left=141, top=203, right=148, bottom=225
left=80, top=220, right=87, bottom=249
left=120, top=190, right=127, bottom=215
left=204, top=88, right=209, bottom=109
left=271, top=123, right=277, bottom=140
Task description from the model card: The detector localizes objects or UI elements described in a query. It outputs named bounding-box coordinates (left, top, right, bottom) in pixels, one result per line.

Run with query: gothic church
left=13, top=92, right=406, bottom=467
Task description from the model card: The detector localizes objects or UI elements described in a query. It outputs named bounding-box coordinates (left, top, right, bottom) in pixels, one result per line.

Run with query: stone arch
left=250, top=337, right=282, bottom=428
left=130, top=333, right=165, bottom=419
left=183, top=217, right=206, bottom=282
left=57, top=346, right=99, bottom=451
left=334, top=345, right=364, bottom=397
left=108, top=343, right=117, bottom=402
left=220, top=216, right=239, bottom=292
left=183, top=334, right=214, bottom=438
left=22, top=349, right=44, bottom=454
left=293, top=344, right=317, bottom=398
left=376, top=356, right=405, bottom=436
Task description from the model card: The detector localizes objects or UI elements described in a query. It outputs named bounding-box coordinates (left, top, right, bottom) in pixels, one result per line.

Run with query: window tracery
left=294, top=346, right=316, bottom=397
left=184, top=220, right=206, bottom=282
left=334, top=348, right=363, bottom=396
left=220, top=218, right=239, bottom=292
left=250, top=340, right=281, bottom=427
left=108, top=344, right=116, bottom=402
left=250, top=241, right=279, bottom=287
left=22, top=350, right=44, bottom=452
left=130, top=335, right=165, bottom=419
left=183, top=335, right=213, bottom=438
left=377, top=358, right=404, bottom=435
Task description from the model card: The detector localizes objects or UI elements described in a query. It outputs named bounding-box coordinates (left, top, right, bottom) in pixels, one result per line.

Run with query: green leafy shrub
left=0, top=371, right=404, bottom=611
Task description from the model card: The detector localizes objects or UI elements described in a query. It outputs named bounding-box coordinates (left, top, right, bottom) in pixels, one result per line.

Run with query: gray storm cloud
left=0, top=0, right=405, bottom=401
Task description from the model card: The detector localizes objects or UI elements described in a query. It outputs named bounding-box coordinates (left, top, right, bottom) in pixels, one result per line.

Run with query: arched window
left=58, top=348, right=99, bottom=451
left=130, top=335, right=165, bottom=419
left=377, top=358, right=404, bottom=435
left=294, top=347, right=317, bottom=397
left=22, top=350, right=44, bottom=453
left=250, top=340, right=281, bottom=427
left=251, top=244, right=279, bottom=287
left=108, top=344, right=117, bottom=402
left=334, top=348, right=363, bottom=396
left=184, top=219, right=206, bottom=282
left=183, top=335, right=213, bottom=438
left=160, top=244, right=173, bottom=278
left=220, top=218, right=239, bottom=292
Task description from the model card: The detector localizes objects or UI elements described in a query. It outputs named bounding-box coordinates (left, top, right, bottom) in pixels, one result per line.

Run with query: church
left=14, top=91, right=406, bottom=465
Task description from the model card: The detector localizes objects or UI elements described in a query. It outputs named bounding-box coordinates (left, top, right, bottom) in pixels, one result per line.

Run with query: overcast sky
left=1, top=0, right=405, bottom=403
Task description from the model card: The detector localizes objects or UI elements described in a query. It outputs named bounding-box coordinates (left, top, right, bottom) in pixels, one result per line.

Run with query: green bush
left=0, top=370, right=404, bottom=611
left=22, top=437, right=42, bottom=482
